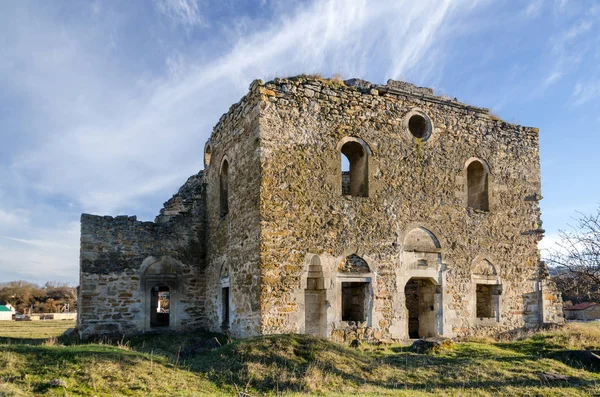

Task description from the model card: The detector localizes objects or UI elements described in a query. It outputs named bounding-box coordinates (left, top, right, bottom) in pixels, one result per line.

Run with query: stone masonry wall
left=78, top=172, right=206, bottom=339
left=255, top=75, right=557, bottom=339
left=79, top=73, right=563, bottom=341
left=202, top=86, right=263, bottom=338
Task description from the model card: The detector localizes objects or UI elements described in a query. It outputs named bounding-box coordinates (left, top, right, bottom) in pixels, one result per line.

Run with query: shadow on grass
left=493, top=335, right=600, bottom=373
left=496, top=334, right=566, bottom=356
left=2, top=330, right=600, bottom=394
left=187, top=334, right=599, bottom=393
left=379, top=347, right=598, bottom=392
left=0, top=342, right=177, bottom=395
left=188, top=334, right=374, bottom=393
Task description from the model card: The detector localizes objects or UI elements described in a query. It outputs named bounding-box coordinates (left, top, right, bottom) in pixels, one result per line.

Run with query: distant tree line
left=0, top=281, right=77, bottom=314
left=547, top=206, right=600, bottom=305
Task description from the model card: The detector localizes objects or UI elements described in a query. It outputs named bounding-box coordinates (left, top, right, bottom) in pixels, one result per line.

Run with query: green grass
left=1, top=321, right=600, bottom=396
left=0, top=320, right=76, bottom=341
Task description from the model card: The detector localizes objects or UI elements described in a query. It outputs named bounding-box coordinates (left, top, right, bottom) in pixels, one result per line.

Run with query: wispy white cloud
left=154, top=0, right=207, bottom=28
left=0, top=0, right=488, bottom=284
left=0, top=210, right=20, bottom=228
left=541, top=9, right=597, bottom=89
left=9, top=0, right=475, bottom=215
left=524, top=0, right=543, bottom=18
left=571, top=81, right=600, bottom=106
left=554, top=0, right=568, bottom=9
left=0, top=223, right=80, bottom=286
left=552, top=20, right=592, bottom=51
left=543, top=71, right=562, bottom=86
left=2, top=0, right=599, bottom=286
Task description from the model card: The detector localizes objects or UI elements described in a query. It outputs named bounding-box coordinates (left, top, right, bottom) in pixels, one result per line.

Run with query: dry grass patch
left=0, top=321, right=75, bottom=341
left=1, top=322, right=600, bottom=395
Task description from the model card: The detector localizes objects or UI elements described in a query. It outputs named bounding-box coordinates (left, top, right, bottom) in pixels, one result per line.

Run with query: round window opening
left=408, top=114, right=431, bottom=140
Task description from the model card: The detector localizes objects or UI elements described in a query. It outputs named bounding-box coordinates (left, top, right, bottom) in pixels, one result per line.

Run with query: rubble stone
left=78, top=75, right=563, bottom=341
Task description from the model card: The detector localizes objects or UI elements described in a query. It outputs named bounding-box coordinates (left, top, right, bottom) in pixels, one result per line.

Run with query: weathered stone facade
left=78, top=75, right=563, bottom=340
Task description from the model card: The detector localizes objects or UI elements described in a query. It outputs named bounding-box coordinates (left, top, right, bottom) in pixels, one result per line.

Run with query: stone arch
left=473, top=259, right=497, bottom=278
left=403, top=227, right=441, bottom=252
left=337, top=254, right=371, bottom=273
left=143, top=257, right=182, bottom=276
left=466, top=158, right=490, bottom=212
left=465, top=157, right=490, bottom=174
left=220, top=262, right=230, bottom=279
left=140, top=256, right=183, bottom=332
left=219, top=156, right=230, bottom=216
left=335, top=136, right=373, bottom=155
left=402, top=227, right=442, bottom=270
left=337, top=137, right=371, bottom=197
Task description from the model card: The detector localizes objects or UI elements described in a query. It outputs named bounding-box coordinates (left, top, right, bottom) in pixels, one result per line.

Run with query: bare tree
left=546, top=206, right=600, bottom=302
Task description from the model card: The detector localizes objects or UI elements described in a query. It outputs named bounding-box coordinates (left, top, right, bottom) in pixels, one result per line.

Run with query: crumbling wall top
left=254, top=74, right=536, bottom=131
left=155, top=171, right=205, bottom=224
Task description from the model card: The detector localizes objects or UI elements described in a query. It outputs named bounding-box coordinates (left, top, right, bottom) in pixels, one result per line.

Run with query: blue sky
left=0, top=0, right=598, bottom=286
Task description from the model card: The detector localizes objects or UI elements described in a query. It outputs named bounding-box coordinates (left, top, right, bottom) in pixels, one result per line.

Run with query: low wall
left=24, top=313, right=77, bottom=321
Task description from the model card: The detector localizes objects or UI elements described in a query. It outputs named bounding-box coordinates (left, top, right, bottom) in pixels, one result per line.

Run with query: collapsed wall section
left=78, top=173, right=206, bottom=339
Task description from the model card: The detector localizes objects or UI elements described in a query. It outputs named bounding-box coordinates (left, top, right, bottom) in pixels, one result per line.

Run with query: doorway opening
left=150, top=284, right=170, bottom=328
left=341, top=282, right=369, bottom=322
left=405, top=278, right=437, bottom=338
left=221, top=287, right=230, bottom=331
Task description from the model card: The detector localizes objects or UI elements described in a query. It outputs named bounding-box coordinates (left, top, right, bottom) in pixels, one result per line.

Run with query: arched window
left=220, top=158, right=229, bottom=216
left=467, top=160, right=489, bottom=211
left=338, top=138, right=370, bottom=197
left=204, top=143, right=212, bottom=168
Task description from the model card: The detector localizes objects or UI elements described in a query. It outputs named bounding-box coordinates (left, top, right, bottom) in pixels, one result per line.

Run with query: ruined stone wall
left=78, top=173, right=206, bottom=339
left=202, top=85, right=263, bottom=338
left=538, top=261, right=565, bottom=325
left=79, top=73, right=562, bottom=341
left=255, top=75, right=550, bottom=339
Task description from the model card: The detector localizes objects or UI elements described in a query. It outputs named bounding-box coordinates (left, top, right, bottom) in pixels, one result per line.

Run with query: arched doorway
left=405, top=278, right=438, bottom=339
left=402, top=227, right=443, bottom=338
left=150, top=284, right=170, bottom=328
left=140, top=256, right=182, bottom=332
left=305, top=256, right=326, bottom=336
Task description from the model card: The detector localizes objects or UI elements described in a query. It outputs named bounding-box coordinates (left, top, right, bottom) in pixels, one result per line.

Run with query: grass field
left=1, top=321, right=600, bottom=396
left=0, top=320, right=76, bottom=340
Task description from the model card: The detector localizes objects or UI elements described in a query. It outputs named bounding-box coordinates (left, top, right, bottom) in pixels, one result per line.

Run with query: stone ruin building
left=78, top=75, right=563, bottom=341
